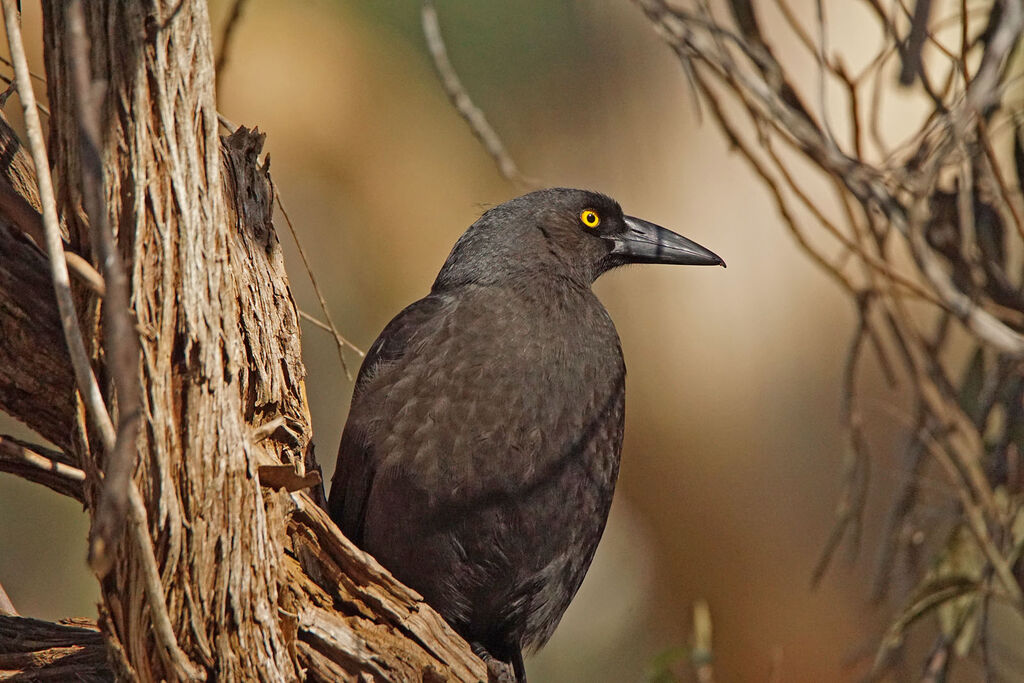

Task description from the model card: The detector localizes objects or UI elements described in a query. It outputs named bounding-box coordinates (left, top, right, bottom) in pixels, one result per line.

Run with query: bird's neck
left=450, top=277, right=618, bottom=350
left=508, top=273, right=596, bottom=316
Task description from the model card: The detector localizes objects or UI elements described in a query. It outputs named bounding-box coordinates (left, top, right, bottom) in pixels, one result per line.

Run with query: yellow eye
left=580, top=209, right=600, bottom=228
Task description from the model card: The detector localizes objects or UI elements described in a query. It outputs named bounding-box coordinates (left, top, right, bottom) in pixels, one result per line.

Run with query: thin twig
left=870, top=423, right=928, bottom=602
left=297, top=308, right=334, bottom=334
left=214, top=0, right=250, bottom=97
left=690, top=599, right=715, bottom=683
left=920, top=636, right=951, bottom=682
left=68, top=0, right=143, bottom=579
left=773, top=0, right=816, bottom=56
left=275, top=190, right=361, bottom=379
left=965, top=0, right=1023, bottom=113
left=976, top=115, right=1024, bottom=241
left=677, top=1, right=1024, bottom=356
left=634, top=2, right=1024, bottom=674
left=832, top=58, right=864, bottom=159
left=421, top=0, right=531, bottom=188
left=917, top=428, right=1022, bottom=605
left=0, top=434, right=85, bottom=501
left=899, top=0, right=933, bottom=85
left=908, top=200, right=1024, bottom=356
left=0, top=172, right=105, bottom=293
left=64, top=251, right=106, bottom=295
left=813, top=0, right=841, bottom=151
left=0, top=69, right=49, bottom=116
left=0, top=53, right=44, bottom=83
left=297, top=309, right=364, bottom=356
left=296, top=308, right=363, bottom=356
left=763, top=137, right=941, bottom=304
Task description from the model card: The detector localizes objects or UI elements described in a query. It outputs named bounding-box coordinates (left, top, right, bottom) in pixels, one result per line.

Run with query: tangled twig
left=633, top=0, right=1024, bottom=677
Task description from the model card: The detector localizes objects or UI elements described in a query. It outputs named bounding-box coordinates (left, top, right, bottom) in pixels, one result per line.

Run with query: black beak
left=609, top=216, right=725, bottom=267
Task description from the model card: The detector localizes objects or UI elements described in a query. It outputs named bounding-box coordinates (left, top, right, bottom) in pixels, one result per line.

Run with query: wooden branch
left=0, top=111, right=76, bottom=453
left=0, top=582, right=16, bottom=616
left=67, top=0, right=144, bottom=577
left=421, top=0, right=530, bottom=188
left=0, top=216, right=75, bottom=451
left=0, top=434, right=84, bottom=501
left=283, top=494, right=486, bottom=681
left=0, top=616, right=110, bottom=681
left=2, top=0, right=117, bottom=459
left=0, top=493, right=488, bottom=681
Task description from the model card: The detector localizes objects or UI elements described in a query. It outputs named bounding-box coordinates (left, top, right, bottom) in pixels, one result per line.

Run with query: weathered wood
left=0, top=2, right=488, bottom=679
left=0, top=615, right=111, bottom=681
left=0, top=434, right=84, bottom=501
left=0, top=112, right=76, bottom=452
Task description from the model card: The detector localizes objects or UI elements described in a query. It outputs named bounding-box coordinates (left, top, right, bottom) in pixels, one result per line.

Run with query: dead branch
left=633, top=0, right=1024, bottom=677
left=421, top=0, right=531, bottom=188
left=0, top=434, right=84, bottom=501
left=0, top=615, right=109, bottom=681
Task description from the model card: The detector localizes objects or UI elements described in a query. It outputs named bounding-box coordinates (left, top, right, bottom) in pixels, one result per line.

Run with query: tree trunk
left=0, top=2, right=486, bottom=680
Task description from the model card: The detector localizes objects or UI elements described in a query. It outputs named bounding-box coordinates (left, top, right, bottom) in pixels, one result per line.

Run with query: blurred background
left=0, top=1, right=946, bottom=680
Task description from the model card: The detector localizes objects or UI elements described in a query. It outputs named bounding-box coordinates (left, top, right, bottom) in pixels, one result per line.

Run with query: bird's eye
left=580, top=209, right=600, bottom=228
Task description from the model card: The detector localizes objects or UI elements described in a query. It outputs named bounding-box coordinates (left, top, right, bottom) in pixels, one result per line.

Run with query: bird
left=328, top=188, right=724, bottom=682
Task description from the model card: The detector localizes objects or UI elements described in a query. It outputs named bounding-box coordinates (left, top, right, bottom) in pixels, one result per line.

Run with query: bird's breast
left=372, top=285, right=625, bottom=504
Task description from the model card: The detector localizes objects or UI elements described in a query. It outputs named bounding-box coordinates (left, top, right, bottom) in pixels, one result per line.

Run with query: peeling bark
left=0, top=1, right=486, bottom=680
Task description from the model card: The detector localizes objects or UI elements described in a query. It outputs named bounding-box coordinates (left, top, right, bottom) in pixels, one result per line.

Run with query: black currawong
left=329, top=188, right=724, bottom=682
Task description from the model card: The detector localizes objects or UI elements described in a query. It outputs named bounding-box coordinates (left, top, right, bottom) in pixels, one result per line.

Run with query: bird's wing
left=327, top=294, right=448, bottom=544
left=330, top=286, right=625, bottom=550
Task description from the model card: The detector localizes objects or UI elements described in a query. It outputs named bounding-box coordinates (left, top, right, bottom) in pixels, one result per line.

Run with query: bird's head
left=433, top=188, right=724, bottom=290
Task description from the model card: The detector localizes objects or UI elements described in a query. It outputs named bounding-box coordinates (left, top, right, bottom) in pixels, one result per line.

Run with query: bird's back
left=329, top=280, right=625, bottom=656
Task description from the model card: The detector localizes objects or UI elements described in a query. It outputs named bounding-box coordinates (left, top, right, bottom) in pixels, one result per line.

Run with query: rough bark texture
left=0, top=616, right=110, bottom=681
left=0, top=111, right=74, bottom=449
left=0, top=1, right=486, bottom=680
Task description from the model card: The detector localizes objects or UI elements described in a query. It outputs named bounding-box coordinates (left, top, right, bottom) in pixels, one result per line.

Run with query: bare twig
left=214, top=0, right=250, bottom=96
left=812, top=298, right=873, bottom=586
left=297, top=308, right=364, bottom=355
left=297, top=309, right=335, bottom=334
left=920, top=637, right=950, bottom=682
left=975, top=115, right=1024, bottom=241
left=813, top=0, right=840, bottom=151
left=68, top=0, right=143, bottom=579
left=773, top=0, right=816, bottom=56
left=917, top=428, right=1022, bottom=605
left=421, top=0, right=531, bottom=188
left=899, top=0, right=933, bottom=85
left=274, top=191, right=362, bottom=379
left=0, top=434, right=85, bottom=501
left=908, top=206, right=1024, bottom=356
left=632, top=1, right=1024, bottom=675
left=0, top=53, right=44, bottom=84
left=64, top=251, right=105, bottom=295
left=964, top=0, right=1023, bottom=113
left=0, top=179, right=105, bottom=293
